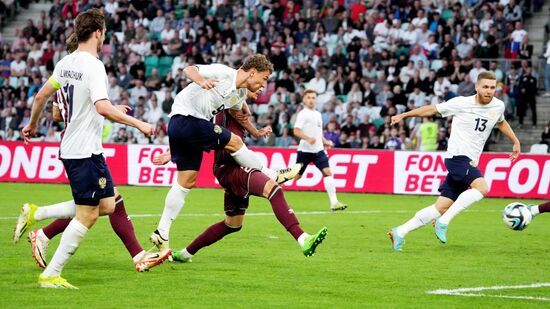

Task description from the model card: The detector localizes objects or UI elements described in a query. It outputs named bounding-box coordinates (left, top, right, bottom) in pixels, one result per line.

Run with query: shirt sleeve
left=88, top=61, right=109, bottom=104
left=49, top=64, right=62, bottom=90
left=435, top=97, right=462, bottom=117
left=196, top=63, right=234, bottom=80
left=228, top=89, right=247, bottom=110
left=294, top=111, right=306, bottom=129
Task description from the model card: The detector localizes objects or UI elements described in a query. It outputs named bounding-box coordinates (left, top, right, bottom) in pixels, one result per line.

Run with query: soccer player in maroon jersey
left=154, top=90, right=328, bottom=261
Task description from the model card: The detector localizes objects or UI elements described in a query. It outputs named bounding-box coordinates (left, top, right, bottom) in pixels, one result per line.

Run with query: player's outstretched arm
left=22, top=81, right=58, bottom=144
left=227, top=107, right=272, bottom=138
left=390, top=105, right=438, bottom=125
left=183, top=65, right=217, bottom=89
left=496, top=120, right=521, bottom=161
left=95, top=99, right=155, bottom=136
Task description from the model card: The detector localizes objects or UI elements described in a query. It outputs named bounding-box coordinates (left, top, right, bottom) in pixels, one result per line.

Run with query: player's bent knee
left=322, top=168, right=332, bottom=177
left=225, top=133, right=244, bottom=153
left=262, top=179, right=278, bottom=198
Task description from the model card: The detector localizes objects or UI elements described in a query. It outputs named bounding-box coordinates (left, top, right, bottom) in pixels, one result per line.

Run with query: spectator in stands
left=544, top=39, right=550, bottom=97
left=540, top=121, right=550, bottom=146
left=518, top=66, right=538, bottom=128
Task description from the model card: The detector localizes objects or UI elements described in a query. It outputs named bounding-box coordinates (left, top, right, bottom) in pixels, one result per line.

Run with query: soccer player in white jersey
left=293, top=89, right=348, bottom=211
left=14, top=33, right=170, bottom=273
left=21, top=9, right=154, bottom=289
left=149, top=54, right=301, bottom=252
left=388, top=71, right=520, bottom=251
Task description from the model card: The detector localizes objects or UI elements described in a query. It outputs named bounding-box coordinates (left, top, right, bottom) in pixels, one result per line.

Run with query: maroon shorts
left=214, top=163, right=270, bottom=216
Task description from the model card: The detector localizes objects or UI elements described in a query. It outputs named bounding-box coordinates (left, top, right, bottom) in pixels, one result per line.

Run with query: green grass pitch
left=1, top=183, right=549, bottom=308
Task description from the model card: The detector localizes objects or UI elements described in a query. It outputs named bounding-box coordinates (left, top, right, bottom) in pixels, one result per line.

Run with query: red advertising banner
left=0, top=142, right=128, bottom=185
left=393, top=151, right=550, bottom=199
left=1, top=141, right=549, bottom=199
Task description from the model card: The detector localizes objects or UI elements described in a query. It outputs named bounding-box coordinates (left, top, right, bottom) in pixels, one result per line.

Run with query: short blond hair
left=303, top=89, right=317, bottom=96
left=241, top=54, right=273, bottom=73
left=477, top=71, right=496, bottom=82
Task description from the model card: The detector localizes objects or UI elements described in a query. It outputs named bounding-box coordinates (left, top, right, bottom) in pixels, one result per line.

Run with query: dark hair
left=74, top=8, right=105, bottom=43
left=65, top=33, right=78, bottom=53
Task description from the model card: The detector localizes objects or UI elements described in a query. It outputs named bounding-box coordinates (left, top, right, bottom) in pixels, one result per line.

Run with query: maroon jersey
left=214, top=110, right=245, bottom=166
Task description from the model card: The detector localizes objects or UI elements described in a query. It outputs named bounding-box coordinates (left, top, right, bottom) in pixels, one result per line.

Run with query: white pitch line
left=0, top=209, right=506, bottom=220
left=427, top=283, right=550, bottom=302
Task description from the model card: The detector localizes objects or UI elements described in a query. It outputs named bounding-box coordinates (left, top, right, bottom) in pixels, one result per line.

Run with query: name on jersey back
left=60, top=69, right=83, bottom=81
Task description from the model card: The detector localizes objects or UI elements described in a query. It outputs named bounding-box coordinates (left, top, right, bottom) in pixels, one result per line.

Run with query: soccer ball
left=502, top=202, right=532, bottom=231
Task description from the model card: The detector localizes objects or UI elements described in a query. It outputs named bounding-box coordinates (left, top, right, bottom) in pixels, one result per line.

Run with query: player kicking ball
left=528, top=201, right=550, bottom=220
left=388, top=71, right=520, bottom=251
left=13, top=33, right=170, bottom=274
left=153, top=90, right=327, bottom=262
left=293, top=89, right=347, bottom=211
left=149, top=55, right=301, bottom=252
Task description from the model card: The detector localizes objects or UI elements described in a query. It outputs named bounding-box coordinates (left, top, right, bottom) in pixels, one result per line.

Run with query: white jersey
left=294, top=107, right=324, bottom=153
left=51, top=52, right=108, bottom=159
left=436, top=95, right=505, bottom=164
left=170, top=64, right=244, bottom=120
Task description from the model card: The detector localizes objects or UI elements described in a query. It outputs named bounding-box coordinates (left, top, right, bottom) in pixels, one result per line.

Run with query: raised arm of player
left=228, top=102, right=272, bottom=138
left=391, top=105, right=438, bottom=126
left=22, top=81, right=58, bottom=144
left=183, top=65, right=218, bottom=89
left=496, top=119, right=521, bottom=162
left=95, top=99, right=155, bottom=136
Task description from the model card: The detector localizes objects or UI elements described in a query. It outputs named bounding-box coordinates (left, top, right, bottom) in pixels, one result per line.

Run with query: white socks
left=297, top=233, right=309, bottom=247
left=34, top=200, right=76, bottom=221
left=439, top=189, right=484, bottom=225
left=180, top=248, right=194, bottom=259
left=157, top=183, right=190, bottom=240
left=262, top=167, right=277, bottom=180
left=396, top=205, right=441, bottom=238
left=531, top=205, right=540, bottom=216
left=41, top=219, right=88, bottom=278
left=230, top=145, right=263, bottom=169
left=323, top=176, right=338, bottom=206
left=132, top=250, right=146, bottom=262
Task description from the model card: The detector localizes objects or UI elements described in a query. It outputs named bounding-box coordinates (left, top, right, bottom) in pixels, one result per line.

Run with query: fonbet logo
left=485, top=158, right=550, bottom=195
left=394, top=153, right=447, bottom=194
left=0, top=144, right=117, bottom=181
left=0, top=144, right=62, bottom=179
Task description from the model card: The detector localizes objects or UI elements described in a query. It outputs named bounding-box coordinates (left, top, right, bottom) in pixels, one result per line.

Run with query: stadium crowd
left=0, top=0, right=548, bottom=151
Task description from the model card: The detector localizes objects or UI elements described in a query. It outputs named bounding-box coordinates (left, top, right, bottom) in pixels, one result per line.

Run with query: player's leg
left=248, top=171, right=327, bottom=256
left=389, top=196, right=450, bottom=251
left=38, top=155, right=114, bottom=289
left=438, top=177, right=487, bottom=225
left=106, top=187, right=171, bottom=271
left=172, top=193, right=245, bottom=262
left=529, top=200, right=550, bottom=219
left=151, top=170, right=194, bottom=251
left=321, top=166, right=347, bottom=211
left=226, top=132, right=301, bottom=184
left=434, top=158, right=486, bottom=244
left=13, top=200, right=76, bottom=243
left=313, top=150, right=347, bottom=211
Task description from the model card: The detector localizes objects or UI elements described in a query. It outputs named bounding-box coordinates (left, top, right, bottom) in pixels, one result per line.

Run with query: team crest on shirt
left=98, top=177, right=107, bottom=189
left=213, top=125, right=222, bottom=134
left=469, top=160, right=478, bottom=168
